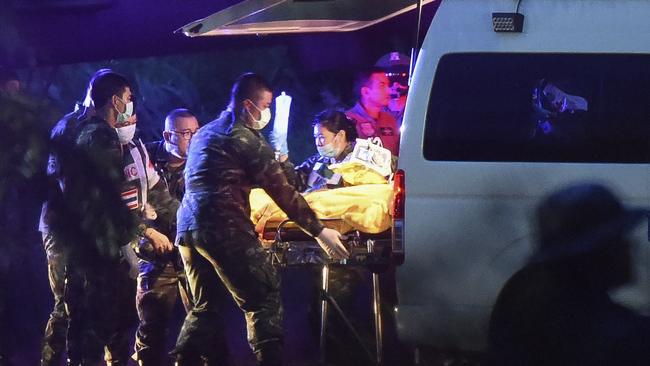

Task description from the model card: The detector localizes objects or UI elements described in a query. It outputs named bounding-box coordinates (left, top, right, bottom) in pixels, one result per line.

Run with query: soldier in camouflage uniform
left=134, top=108, right=231, bottom=365
left=38, top=105, right=88, bottom=366
left=172, top=73, right=349, bottom=366
left=52, top=70, right=178, bottom=365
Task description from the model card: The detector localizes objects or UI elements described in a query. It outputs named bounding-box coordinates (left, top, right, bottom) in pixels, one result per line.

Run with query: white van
left=393, top=0, right=650, bottom=354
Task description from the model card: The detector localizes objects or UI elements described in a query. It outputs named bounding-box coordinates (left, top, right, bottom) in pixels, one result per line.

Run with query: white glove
left=144, top=227, right=173, bottom=254
left=272, top=91, right=291, bottom=154
left=316, top=227, right=349, bottom=260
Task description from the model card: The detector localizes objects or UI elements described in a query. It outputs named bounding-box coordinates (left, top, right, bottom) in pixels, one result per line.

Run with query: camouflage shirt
left=39, top=109, right=86, bottom=234
left=177, top=110, right=324, bottom=239
left=58, top=116, right=135, bottom=263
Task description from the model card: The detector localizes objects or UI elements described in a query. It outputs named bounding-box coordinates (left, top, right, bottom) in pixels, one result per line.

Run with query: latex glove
left=272, top=91, right=291, bottom=154
left=270, top=131, right=289, bottom=156
left=144, top=227, right=173, bottom=254
left=316, top=227, right=349, bottom=260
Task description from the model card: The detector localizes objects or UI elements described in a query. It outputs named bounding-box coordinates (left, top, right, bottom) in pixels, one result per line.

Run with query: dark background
left=0, top=1, right=438, bottom=364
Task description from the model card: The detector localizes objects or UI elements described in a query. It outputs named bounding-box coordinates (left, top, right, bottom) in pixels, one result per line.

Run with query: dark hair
left=165, top=108, right=196, bottom=129
left=313, top=109, right=358, bottom=143
left=89, top=69, right=131, bottom=109
left=229, top=72, right=272, bottom=120
left=353, top=66, right=386, bottom=99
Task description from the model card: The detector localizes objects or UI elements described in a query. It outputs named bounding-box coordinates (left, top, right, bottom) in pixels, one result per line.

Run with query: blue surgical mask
left=317, top=134, right=342, bottom=158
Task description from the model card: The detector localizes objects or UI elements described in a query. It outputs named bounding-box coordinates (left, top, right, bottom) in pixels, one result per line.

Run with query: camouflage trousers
left=134, top=260, right=220, bottom=365
left=174, top=229, right=283, bottom=366
left=135, top=258, right=232, bottom=365
left=65, top=257, right=137, bottom=365
left=41, top=233, right=68, bottom=366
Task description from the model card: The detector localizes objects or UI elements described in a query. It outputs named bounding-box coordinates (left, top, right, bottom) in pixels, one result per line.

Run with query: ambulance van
left=393, top=0, right=650, bottom=354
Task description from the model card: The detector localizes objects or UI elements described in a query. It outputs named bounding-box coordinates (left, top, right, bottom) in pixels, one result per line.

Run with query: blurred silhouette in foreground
left=489, top=183, right=650, bottom=365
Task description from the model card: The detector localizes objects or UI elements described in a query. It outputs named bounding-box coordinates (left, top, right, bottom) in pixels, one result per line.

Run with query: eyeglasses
left=170, top=129, right=197, bottom=140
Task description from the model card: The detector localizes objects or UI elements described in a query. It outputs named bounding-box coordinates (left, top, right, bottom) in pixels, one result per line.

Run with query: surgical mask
left=115, top=123, right=136, bottom=144
left=317, top=134, right=342, bottom=158
left=246, top=101, right=272, bottom=130
left=115, top=97, right=134, bottom=124
left=165, top=141, right=186, bottom=160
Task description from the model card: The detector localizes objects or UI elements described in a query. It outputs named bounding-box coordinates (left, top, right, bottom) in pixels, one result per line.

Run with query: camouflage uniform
left=173, top=111, right=325, bottom=365
left=39, top=231, right=68, bottom=365
left=132, top=141, right=230, bottom=365
left=38, top=111, right=83, bottom=366
left=49, top=114, right=136, bottom=365
left=53, top=114, right=178, bottom=365
left=113, top=136, right=179, bottom=365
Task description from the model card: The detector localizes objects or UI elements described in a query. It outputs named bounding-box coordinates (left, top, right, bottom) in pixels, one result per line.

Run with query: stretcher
left=260, top=218, right=391, bottom=270
left=252, top=184, right=395, bottom=270
left=251, top=183, right=396, bottom=365
left=261, top=218, right=391, bottom=365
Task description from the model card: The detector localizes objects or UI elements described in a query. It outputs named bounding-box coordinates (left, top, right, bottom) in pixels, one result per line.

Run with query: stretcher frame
left=262, top=218, right=391, bottom=366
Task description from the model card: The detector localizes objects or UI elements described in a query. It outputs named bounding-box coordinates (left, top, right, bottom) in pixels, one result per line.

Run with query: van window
left=424, top=53, right=650, bottom=163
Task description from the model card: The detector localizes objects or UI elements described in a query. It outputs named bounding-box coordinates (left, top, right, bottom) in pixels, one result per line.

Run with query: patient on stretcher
left=251, top=109, right=394, bottom=235
left=287, top=109, right=360, bottom=192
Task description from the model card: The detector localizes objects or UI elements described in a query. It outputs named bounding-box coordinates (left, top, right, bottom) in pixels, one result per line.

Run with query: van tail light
left=391, top=169, right=405, bottom=265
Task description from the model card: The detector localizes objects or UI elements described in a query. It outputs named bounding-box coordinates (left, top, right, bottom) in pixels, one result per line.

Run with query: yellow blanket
left=250, top=184, right=393, bottom=234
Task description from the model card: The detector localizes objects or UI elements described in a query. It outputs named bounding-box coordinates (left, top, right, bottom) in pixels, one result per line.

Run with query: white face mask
left=165, top=141, right=186, bottom=160
left=115, top=96, right=134, bottom=124
left=115, top=123, right=136, bottom=144
left=246, top=100, right=272, bottom=130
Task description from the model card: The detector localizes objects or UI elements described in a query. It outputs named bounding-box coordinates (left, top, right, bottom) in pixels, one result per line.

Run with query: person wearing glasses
left=146, top=109, right=199, bottom=199
left=133, top=108, right=227, bottom=365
